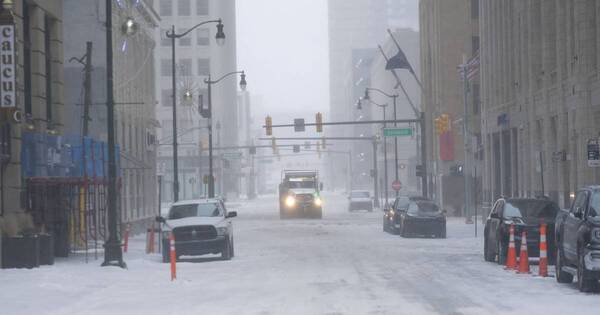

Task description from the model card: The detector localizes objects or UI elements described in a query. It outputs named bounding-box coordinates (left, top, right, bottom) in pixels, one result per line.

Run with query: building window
left=45, top=16, right=53, bottom=123
left=197, top=58, right=210, bottom=76
left=161, top=89, right=173, bottom=107
left=196, top=0, right=209, bottom=15
left=471, top=0, right=479, bottom=19
left=23, top=2, right=32, bottom=115
left=197, top=28, right=209, bottom=46
left=472, top=36, right=480, bottom=54
left=179, top=59, right=192, bottom=76
left=178, top=28, right=191, bottom=46
left=161, top=59, right=172, bottom=76
left=159, top=0, right=172, bottom=16
left=178, top=0, right=191, bottom=16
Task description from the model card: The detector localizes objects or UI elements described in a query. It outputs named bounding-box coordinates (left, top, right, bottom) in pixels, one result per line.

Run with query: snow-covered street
left=1, top=193, right=598, bottom=315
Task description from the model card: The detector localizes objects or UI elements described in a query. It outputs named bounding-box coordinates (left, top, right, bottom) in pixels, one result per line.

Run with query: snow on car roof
left=171, top=198, right=222, bottom=206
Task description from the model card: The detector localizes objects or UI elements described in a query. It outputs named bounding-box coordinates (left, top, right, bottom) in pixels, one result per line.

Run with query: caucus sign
left=0, top=24, right=15, bottom=108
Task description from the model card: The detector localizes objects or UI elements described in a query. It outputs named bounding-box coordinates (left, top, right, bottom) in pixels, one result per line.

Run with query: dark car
left=483, top=198, right=559, bottom=265
left=383, top=196, right=410, bottom=234
left=555, top=186, right=600, bottom=292
left=397, top=200, right=446, bottom=238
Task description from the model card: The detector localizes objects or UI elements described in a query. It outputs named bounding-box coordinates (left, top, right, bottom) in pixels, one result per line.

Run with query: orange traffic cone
left=505, top=224, right=518, bottom=270
left=517, top=231, right=530, bottom=274
left=538, top=224, right=548, bottom=277
left=169, top=232, right=177, bottom=281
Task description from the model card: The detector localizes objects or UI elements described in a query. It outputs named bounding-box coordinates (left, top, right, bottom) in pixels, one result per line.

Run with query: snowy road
left=1, top=193, right=599, bottom=315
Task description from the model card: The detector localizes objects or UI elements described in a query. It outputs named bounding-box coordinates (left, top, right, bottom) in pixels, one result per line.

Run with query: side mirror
left=490, top=212, right=499, bottom=219
left=226, top=211, right=237, bottom=218
left=155, top=216, right=166, bottom=223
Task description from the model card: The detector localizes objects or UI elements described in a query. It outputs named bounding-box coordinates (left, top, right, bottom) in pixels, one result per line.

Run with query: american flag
left=458, top=51, right=480, bottom=81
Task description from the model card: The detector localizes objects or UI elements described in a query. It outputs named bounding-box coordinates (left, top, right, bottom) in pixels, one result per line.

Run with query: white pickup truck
left=156, top=198, right=237, bottom=262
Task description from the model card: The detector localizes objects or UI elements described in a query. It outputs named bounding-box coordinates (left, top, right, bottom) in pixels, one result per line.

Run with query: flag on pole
left=385, top=46, right=415, bottom=74
left=458, top=51, right=480, bottom=81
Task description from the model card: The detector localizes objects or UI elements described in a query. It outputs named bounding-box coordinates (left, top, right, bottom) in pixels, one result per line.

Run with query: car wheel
left=577, top=247, right=597, bottom=292
left=555, top=246, right=573, bottom=283
left=221, top=237, right=232, bottom=261
left=440, top=225, right=447, bottom=239
left=497, top=239, right=506, bottom=265
left=399, top=222, right=407, bottom=237
left=484, top=236, right=494, bottom=262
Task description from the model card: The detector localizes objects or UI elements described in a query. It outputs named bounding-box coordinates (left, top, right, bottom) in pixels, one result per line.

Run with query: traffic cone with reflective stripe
left=169, top=232, right=177, bottom=281
left=505, top=224, right=518, bottom=270
left=518, top=231, right=530, bottom=274
left=538, top=224, right=548, bottom=277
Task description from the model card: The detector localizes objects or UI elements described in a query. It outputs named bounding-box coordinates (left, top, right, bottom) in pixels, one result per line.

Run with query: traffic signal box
left=271, top=138, right=276, bottom=153
left=434, top=114, right=450, bottom=135
left=316, top=112, right=323, bottom=133
left=265, top=116, right=273, bottom=136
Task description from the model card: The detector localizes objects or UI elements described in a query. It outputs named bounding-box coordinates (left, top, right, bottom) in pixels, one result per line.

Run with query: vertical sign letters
left=0, top=24, right=16, bottom=108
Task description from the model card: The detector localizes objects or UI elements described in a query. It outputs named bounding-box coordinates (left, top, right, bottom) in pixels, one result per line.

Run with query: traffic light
left=440, top=113, right=450, bottom=133
left=434, top=117, right=443, bottom=135
left=294, top=118, right=305, bottom=132
left=315, top=112, right=323, bottom=133
left=271, top=138, right=276, bottom=153
left=293, top=145, right=300, bottom=153
left=416, top=165, right=425, bottom=177
left=265, top=116, right=273, bottom=136
left=450, top=164, right=464, bottom=175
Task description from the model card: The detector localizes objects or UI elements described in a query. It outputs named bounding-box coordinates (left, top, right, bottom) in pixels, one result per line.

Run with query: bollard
left=169, top=232, right=176, bottom=281
left=148, top=224, right=155, bottom=254
left=538, top=223, right=548, bottom=277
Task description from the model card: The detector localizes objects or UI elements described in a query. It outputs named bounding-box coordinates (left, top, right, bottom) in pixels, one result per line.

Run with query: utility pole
left=372, top=138, right=380, bottom=208
left=82, top=42, right=92, bottom=137
left=462, top=56, right=471, bottom=220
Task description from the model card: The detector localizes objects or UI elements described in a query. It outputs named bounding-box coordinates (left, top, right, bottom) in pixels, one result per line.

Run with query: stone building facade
left=480, top=0, right=600, bottom=208
left=419, top=0, right=480, bottom=214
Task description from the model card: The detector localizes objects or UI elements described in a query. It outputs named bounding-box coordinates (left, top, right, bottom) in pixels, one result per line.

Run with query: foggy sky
left=236, top=0, right=329, bottom=119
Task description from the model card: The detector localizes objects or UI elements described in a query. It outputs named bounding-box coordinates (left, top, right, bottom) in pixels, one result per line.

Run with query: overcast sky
left=236, top=0, right=329, bottom=120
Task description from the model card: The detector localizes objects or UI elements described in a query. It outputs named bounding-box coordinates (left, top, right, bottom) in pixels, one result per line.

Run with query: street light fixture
left=166, top=18, right=225, bottom=202
left=358, top=97, right=390, bottom=205
left=205, top=71, right=247, bottom=198
left=365, top=87, right=400, bottom=197
left=121, top=17, right=139, bottom=36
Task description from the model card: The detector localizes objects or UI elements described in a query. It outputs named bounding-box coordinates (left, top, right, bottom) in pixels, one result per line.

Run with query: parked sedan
left=398, top=200, right=446, bottom=238
left=483, top=197, right=559, bottom=265
left=348, top=190, right=373, bottom=212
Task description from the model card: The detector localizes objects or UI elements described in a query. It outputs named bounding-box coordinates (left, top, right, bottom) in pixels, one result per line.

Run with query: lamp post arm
left=206, top=70, right=244, bottom=84
left=166, top=19, right=222, bottom=39
left=367, top=87, right=396, bottom=99
left=367, top=99, right=388, bottom=108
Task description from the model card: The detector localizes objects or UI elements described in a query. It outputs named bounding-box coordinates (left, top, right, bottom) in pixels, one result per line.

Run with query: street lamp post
left=364, top=88, right=399, bottom=197
left=166, top=19, right=225, bottom=202
left=205, top=71, right=247, bottom=198
left=358, top=98, right=389, bottom=206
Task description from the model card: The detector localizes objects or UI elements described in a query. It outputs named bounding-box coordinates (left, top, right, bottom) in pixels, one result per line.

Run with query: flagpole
left=387, top=28, right=423, bottom=90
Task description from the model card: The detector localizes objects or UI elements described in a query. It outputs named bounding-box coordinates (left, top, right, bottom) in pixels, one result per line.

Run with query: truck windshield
left=287, top=180, right=315, bottom=189
left=503, top=200, right=558, bottom=219
left=169, top=203, right=221, bottom=219
left=589, top=192, right=600, bottom=218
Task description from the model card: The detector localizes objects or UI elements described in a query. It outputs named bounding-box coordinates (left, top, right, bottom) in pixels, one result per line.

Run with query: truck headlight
left=314, top=197, right=322, bottom=206
left=592, top=228, right=600, bottom=243
left=216, top=227, right=228, bottom=236
left=285, top=195, right=296, bottom=207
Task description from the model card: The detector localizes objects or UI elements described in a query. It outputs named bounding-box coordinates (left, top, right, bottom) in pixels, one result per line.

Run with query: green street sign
left=384, top=128, right=413, bottom=137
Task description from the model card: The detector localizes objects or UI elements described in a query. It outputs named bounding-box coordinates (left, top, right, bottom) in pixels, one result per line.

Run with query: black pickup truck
left=555, top=186, right=600, bottom=292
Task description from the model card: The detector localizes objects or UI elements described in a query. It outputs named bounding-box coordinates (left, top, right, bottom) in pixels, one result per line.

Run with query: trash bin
left=1, top=235, right=40, bottom=269
left=38, top=233, right=54, bottom=265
